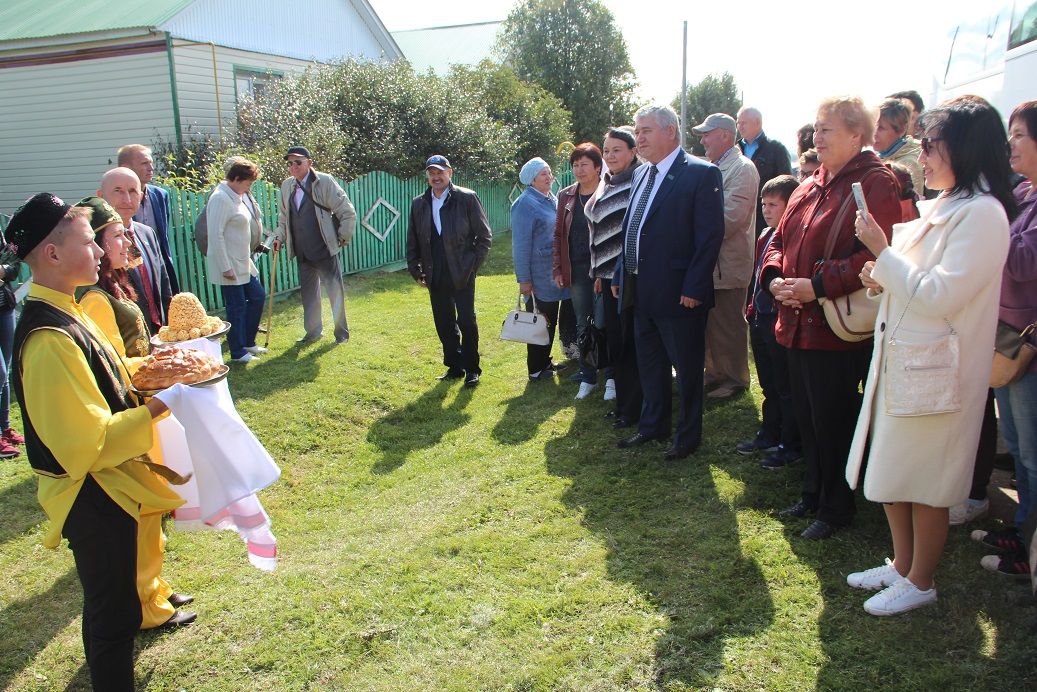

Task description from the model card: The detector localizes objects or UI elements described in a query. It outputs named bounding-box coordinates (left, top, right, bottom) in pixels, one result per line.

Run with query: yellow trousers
left=138, top=511, right=175, bottom=628
left=138, top=424, right=176, bottom=629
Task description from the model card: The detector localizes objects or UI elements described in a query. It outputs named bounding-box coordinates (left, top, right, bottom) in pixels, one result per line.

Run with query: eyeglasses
left=286, top=159, right=308, bottom=167
left=920, top=137, right=943, bottom=155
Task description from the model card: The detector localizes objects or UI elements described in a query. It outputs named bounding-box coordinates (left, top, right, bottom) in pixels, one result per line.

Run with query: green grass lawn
left=1, top=243, right=1035, bottom=690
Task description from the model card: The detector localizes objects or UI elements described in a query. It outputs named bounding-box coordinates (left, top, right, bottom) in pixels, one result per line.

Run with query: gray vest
left=288, top=179, right=330, bottom=261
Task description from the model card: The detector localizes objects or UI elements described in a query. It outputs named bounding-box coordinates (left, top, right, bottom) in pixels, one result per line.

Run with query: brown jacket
left=551, top=183, right=580, bottom=287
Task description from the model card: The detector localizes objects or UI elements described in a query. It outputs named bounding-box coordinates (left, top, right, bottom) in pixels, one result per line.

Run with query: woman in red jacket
left=762, top=96, right=901, bottom=540
left=553, top=143, right=605, bottom=399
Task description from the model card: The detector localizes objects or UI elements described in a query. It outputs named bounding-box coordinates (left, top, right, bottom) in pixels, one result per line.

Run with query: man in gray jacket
left=273, top=146, right=357, bottom=344
left=694, top=113, right=760, bottom=399
left=406, top=155, right=492, bottom=386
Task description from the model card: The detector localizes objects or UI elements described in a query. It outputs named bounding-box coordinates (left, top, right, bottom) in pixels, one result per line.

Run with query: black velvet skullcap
left=6, top=192, right=72, bottom=259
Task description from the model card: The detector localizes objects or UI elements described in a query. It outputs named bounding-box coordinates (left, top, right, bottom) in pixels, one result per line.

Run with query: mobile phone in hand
left=851, top=182, right=869, bottom=217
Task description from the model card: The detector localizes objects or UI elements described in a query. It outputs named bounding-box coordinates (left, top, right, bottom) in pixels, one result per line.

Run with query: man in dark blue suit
left=120, top=144, right=181, bottom=294
left=99, top=168, right=174, bottom=334
left=611, top=105, right=725, bottom=461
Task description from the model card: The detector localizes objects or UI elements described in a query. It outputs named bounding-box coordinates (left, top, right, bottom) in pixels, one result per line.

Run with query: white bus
left=934, top=1, right=1037, bottom=119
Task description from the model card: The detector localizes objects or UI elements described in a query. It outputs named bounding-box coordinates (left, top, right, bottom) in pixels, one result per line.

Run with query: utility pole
left=681, top=21, right=688, bottom=150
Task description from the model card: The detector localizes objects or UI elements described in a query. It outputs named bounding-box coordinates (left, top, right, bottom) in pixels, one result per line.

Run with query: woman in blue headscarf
left=511, top=157, right=570, bottom=380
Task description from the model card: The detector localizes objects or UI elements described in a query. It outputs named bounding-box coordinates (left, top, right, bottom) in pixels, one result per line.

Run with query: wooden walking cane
left=264, top=246, right=280, bottom=349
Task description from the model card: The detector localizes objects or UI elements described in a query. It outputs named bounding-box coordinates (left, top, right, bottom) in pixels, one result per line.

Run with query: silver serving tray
left=131, top=364, right=230, bottom=398
left=150, top=320, right=231, bottom=346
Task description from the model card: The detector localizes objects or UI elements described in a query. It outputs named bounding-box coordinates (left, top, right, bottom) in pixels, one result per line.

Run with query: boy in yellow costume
left=74, top=195, right=195, bottom=629
left=8, top=193, right=184, bottom=691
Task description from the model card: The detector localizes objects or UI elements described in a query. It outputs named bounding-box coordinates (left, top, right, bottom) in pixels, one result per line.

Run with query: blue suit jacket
left=128, top=220, right=174, bottom=330
left=136, top=184, right=180, bottom=294
left=611, top=150, right=725, bottom=317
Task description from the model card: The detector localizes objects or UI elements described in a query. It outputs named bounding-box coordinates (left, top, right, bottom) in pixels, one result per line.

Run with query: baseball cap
left=691, top=113, right=736, bottom=135
left=283, top=146, right=312, bottom=160
left=425, top=155, right=452, bottom=171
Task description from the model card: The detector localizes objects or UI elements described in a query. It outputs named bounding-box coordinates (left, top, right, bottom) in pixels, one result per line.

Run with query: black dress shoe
left=168, top=592, right=194, bottom=608
left=801, top=519, right=838, bottom=540
left=663, top=444, right=697, bottom=461
left=437, top=368, right=465, bottom=380
left=159, top=610, right=197, bottom=628
left=779, top=499, right=818, bottom=518
left=617, top=432, right=664, bottom=449
left=612, top=417, right=635, bottom=430
left=604, top=410, right=616, bottom=419
left=464, top=372, right=481, bottom=387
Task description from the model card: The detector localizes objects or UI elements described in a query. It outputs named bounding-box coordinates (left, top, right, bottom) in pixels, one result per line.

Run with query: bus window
left=1010, top=0, right=1037, bottom=49
left=945, top=5, right=1011, bottom=83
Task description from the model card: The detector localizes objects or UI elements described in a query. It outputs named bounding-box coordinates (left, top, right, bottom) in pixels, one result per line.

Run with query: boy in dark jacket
left=736, top=175, right=803, bottom=468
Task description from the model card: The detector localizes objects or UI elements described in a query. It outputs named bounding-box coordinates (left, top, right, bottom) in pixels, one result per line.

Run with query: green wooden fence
left=165, top=167, right=573, bottom=310
left=1, top=166, right=576, bottom=311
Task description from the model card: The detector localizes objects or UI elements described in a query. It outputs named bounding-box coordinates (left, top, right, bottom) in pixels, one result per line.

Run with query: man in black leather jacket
left=407, top=155, right=492, bottom=387
left=737, top=107, right=793, bottom=232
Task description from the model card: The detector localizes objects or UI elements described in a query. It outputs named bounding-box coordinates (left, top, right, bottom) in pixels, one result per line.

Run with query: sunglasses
left=286, top=159, right=308, bottom=167
left=920, top=137, right=943, bottom=155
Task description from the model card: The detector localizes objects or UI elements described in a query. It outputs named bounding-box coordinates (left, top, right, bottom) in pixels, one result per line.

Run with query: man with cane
left=272, top=146, right=356, bottom=346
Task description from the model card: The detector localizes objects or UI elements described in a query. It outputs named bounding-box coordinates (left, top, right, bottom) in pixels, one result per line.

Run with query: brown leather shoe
left=168, top=593, right=194, bottom=608
left=160, top=610, right=197, bottom=628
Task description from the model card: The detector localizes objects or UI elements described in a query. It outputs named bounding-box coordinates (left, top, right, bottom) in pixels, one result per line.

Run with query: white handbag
left=500, top=293, right=550, bottom=346
left=883, top=294, right=961, bottom=417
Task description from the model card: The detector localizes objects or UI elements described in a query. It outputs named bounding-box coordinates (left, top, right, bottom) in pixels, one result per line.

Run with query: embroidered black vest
left=11, top=298, right=135, bottom=477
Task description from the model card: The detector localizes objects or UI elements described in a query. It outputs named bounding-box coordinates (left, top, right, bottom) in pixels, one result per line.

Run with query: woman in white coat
left=206, top=158, right=267, bottom=363
left=845, top=98, right=1017, bottom=616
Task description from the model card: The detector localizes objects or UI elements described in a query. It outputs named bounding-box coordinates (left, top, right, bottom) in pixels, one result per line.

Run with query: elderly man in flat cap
left=694, top=113, right=760, bottom=400
left=406, top=155, right=492, bottom=387
left=7, top=193, right=184, bottom=691
left=272, top=146, right=357, bottom=345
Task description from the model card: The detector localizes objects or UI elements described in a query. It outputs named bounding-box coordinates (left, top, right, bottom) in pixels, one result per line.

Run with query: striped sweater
left=584, top=164, right=636, bottom=280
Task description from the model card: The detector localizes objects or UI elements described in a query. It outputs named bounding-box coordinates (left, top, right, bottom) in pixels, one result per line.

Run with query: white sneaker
left=575, top=382, right=595, bottom=400
left=863, top=577, right=937, bottom=616
left=948, top=498, right=989, bottom=526
left=244, top=345, right=269, bottom=355
left=847, top=558, right=901, bottom=591
left=231, top=352, right=257, bottom=363
left=603, top=379, right=617, bottom=401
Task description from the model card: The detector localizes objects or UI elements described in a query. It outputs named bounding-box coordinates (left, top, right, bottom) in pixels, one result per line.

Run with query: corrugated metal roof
left=392, top=21, right=502, bottom=75
left=0, top=0, right=195, bottom=42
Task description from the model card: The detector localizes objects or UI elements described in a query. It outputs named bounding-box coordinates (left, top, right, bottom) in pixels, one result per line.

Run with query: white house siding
left=160, top=0, right=396, bottom=63
left=171, top=41, right=310, bottom=139
left=0, top=48, right=175, bottom=213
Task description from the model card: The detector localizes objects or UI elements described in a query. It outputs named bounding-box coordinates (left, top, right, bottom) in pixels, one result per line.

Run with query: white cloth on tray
left=153, top=336, right=280, bottom=570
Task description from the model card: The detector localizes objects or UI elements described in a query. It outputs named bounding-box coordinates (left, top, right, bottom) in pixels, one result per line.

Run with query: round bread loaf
left=131, top=346, right=223, bottom=390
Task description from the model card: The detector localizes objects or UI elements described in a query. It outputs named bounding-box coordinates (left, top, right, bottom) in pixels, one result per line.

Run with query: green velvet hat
left=75, top=196, right=122, bottom=233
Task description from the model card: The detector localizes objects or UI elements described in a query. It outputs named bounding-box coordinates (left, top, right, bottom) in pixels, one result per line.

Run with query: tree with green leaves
left=447, top=60, right=573, bottom=171
left=164, top=59, right=573, bottom=189
left=497, top=0, right=638, bottom=145
left=672, top=72, right=742, bottom=156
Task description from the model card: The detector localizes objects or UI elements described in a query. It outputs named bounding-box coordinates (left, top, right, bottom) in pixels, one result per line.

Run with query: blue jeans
left=0, top=308, right=13, bottom=430
left=221, top=276, right=266, bottom=359
left=995, top=371, right=1037, bottom=526
left=569, top=264, right=600, bottom=384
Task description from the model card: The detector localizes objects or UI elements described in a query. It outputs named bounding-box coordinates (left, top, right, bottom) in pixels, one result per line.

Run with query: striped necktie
left=623, top=165, right=658, bottom=275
